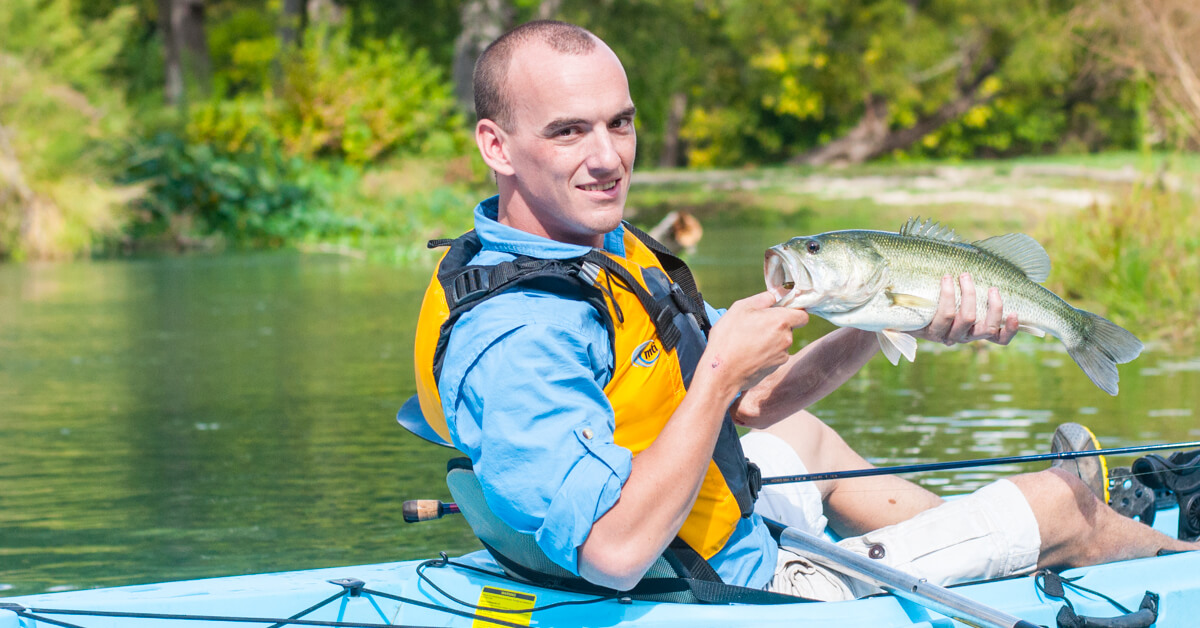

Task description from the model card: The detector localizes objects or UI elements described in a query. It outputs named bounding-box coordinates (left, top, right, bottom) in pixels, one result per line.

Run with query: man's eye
left=555, top=127, right=578, bottom=137
left=611, top=118, right=632, bottom=129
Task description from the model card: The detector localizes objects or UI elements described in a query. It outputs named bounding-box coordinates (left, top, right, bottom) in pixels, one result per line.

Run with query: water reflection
left=2, top=236, right=1198, bottom=597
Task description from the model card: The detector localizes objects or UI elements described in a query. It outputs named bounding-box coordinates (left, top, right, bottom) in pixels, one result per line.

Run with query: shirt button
left=582, top=428, right=594, bottom=440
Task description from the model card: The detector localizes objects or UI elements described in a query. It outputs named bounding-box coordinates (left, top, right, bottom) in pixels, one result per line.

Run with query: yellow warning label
left=472, top=586, right=537, bottom=628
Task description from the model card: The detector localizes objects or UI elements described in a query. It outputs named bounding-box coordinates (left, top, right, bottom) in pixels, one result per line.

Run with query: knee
left=1013, top=468, right=1107, bottom=566
left=1022, top=468, right=1104, bottom=522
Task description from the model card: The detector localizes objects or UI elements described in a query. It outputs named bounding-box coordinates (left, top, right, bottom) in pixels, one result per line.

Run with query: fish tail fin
left=1066, top=310, right=1144, bottom=395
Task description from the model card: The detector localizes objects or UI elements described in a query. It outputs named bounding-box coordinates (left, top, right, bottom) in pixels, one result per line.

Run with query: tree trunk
left=659, top=91, right=688, bottom=168
left=452, top=0, right=513, bottom=115
left=273, top=0, right=308, bottom=92
left=278, top=0, right=308, bottom=50
left=0, top=122, right=35, bottom=250
left=790, top=95, right=890, bottom=166
left=159, top=0, right=210, bottom=107
left=158, top=0, right=182, bottom=106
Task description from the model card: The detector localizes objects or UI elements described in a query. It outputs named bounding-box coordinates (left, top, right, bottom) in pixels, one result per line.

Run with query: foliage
left=117, top=131, right=483, bottom=258
left=6, top=0, right=1200, bottom=263
left=1071, top=0, right=1200, bottom=150
left=555, top=0, right=1151, bottom=166
left=188, top=21, right=468, bottom=164
left=0, top=0, right=138, bottom=259
left=1037, top=181, right=1200, bottom=343
left=119, top=132, right=342, bottom=246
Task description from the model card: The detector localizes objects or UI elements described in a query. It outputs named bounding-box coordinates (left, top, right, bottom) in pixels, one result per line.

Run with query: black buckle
left=746, top=460, right=762, bottom=502
left=449, top=267, right=490, bottom=308
left=669, top=282, right=697, bottom=316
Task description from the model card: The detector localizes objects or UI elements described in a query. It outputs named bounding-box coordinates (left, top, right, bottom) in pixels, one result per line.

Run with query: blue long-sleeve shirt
left=438, top=196, right=777, bottom=587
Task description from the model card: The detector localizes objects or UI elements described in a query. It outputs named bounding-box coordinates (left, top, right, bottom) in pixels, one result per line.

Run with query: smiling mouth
left=579, top=180, right=619, bottom=192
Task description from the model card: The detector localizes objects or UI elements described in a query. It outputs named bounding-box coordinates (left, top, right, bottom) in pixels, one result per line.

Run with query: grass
left=1036, top=184, right=1200, bottom=344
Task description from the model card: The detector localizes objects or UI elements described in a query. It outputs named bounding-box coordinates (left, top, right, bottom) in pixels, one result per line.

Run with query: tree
left=1074, top=0, right=1200, bottom=148
left=452, top=0, right=514, bottom=114
left=159, top=0, right=211, bottom=107
left=650, top=0, right=1103, bottom=167
left=278, top=0, right=307, bottom=51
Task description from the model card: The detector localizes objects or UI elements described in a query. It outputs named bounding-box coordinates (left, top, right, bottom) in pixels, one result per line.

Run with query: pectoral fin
left=886, top=291, right=937, bottom=309
left=877, top=329, right=918, bottom=365
left=1018, top=324, right=1047, bottom=338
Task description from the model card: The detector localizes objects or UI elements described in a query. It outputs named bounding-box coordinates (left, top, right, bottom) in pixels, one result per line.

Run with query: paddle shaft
left=763, top=440, right=1200, bottom=486
left=778, top=527, right=1038, bottom=628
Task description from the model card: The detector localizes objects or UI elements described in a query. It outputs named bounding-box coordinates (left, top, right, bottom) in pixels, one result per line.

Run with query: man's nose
left=586, top=128, right=623, bottom=173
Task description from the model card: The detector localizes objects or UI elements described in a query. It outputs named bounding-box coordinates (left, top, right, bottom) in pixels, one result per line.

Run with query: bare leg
left=758, top=410, right=944, bottom=538
left=1012, top=467, right=1199, bottom=569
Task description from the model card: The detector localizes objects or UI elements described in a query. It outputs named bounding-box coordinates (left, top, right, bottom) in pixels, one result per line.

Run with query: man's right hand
left=701, top=291, right=809, bottom=395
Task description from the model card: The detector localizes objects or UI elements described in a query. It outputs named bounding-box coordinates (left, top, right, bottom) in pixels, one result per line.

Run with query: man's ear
left=475, top=119, right=515, bottom=176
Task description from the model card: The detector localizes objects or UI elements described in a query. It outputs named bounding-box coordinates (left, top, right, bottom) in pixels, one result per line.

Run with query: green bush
left=188, top=21, right=468, bottom=165
left=1037, top=180, right=1200, bottom=343
left=120, top=132, right=346, bottom=246
left=0, top=0, right=137, bottom=260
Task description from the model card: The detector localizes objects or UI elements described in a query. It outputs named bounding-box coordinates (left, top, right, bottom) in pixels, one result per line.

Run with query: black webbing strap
left=623, top=222, right=711, bottom=331
left=581, top=250, right=683, bottom=351
left=667, top=537, right=723, bottom=583
left=479, top=540, right=804, bottom=605
left=427, top=233, right=605, bottom=385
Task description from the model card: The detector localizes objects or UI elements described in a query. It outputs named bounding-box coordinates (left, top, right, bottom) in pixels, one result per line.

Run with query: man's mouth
left=579, top=180, right=619, bottom=192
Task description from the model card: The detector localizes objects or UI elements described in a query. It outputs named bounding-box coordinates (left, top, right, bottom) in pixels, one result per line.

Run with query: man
left=417, top=19, right=1197, bottom=599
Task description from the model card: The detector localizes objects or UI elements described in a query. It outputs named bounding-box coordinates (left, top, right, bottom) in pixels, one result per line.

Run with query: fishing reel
left=1107, top=467, right=1159, bottom=527
left=1132, top=449, right=1200, bottom=542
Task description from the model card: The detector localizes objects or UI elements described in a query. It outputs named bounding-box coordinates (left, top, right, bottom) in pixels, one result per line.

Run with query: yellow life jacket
left=410, top=224, right=758, bottom=561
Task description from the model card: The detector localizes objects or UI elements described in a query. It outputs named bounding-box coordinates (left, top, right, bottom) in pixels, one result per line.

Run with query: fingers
left=918, top=274, right=1017, bottom=346
left=734, top=291, right=809, bottom=329
left=706, top=292, right=810, bottom=391
left=922, top=274, right=957, bottom=341
left=944, top=273, right=978, bottom=345
left=995, top=313, right=1019, bottom=345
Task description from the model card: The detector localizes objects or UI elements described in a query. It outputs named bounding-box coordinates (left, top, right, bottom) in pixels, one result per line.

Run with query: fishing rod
left=404, top=441, right=1200, bottom=523
left=762, top=440, right=1200, bottom=485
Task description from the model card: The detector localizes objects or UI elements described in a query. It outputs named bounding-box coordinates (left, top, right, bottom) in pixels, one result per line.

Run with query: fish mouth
left=764, top=247, right=813, bottom=307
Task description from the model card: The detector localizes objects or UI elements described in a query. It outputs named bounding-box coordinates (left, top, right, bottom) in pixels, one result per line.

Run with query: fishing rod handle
left=403, top=500, right=460, bottom=523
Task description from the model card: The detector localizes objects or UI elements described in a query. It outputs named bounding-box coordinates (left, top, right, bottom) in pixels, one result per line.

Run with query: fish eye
left=805, top=240, right=821, bottom=254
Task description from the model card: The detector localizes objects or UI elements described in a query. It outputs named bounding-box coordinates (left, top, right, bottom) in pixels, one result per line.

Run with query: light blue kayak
left=2, top=504, right=1196, bottom=628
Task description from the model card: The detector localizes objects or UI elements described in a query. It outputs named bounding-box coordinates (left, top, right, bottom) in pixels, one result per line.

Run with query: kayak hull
left=2, top=507, right=1197, bottom=627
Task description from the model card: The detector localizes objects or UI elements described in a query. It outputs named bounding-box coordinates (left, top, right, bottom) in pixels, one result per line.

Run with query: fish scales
left=865, top=230, right=1076, bottom=333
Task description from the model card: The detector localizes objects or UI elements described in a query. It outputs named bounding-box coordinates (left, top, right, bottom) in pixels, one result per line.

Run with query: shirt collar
left=474, top=196, right=627, bottom=259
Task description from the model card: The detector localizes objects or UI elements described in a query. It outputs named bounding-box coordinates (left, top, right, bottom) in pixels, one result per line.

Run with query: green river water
left=2, top=222, right=1198, bottom=597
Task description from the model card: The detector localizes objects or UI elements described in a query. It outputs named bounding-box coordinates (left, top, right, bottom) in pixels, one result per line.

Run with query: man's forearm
left=578, top=369, right=738, bottom=590
left=733, top=327, right=878, bottom=428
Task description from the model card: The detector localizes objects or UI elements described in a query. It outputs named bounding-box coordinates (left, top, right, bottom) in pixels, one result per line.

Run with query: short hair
left=473, top=20, right=598, bottom=130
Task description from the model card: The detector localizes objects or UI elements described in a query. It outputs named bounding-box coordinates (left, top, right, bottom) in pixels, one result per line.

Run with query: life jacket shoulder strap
left=427, top=230, right=697, bottom=369
left=427, top=232, right=610, bottom=385
left=623, top=222, right=711, bottom=332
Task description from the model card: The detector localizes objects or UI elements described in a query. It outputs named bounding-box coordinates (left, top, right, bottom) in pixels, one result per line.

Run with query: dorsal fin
left=972, top=233, right=1051, bottom=283
left=899, top=217, right=963, bottom=243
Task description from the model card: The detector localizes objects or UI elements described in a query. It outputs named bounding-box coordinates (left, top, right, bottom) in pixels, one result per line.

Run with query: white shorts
left=741, top=431, right=1042, bottom=601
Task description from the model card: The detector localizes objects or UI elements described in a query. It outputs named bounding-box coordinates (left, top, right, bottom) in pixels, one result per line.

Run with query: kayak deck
left=2, top=507, right=1197, bottom=627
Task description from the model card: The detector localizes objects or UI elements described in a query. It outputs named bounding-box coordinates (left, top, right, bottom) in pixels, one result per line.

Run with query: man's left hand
left=908, top=273, right=1019, bottom=346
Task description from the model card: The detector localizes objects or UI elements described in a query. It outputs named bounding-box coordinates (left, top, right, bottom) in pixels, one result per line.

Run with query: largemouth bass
left=764, top=218, right=1143, bottom=395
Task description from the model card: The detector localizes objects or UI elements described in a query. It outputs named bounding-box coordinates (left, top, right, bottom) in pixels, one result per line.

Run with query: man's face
left=488, top=41, right=636, bottom=247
